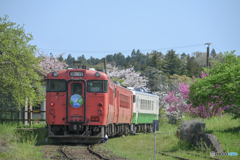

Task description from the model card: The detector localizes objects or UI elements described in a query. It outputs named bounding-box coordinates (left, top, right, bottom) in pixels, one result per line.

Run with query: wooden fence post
left=28, top=108, right=31, bottom=126
left=11, top=109, right=13, bottom=125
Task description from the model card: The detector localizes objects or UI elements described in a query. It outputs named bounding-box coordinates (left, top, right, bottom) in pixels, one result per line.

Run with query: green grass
left=94, top=114, right=240, bottom=160
left=0, top=123, right=50, bottom=160
left=0, top=114, right=239, bottom=160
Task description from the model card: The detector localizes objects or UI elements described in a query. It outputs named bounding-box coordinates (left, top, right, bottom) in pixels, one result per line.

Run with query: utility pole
left=103, top=58, right=107, bottom=74
left=205, top=43, right=211, bottom=67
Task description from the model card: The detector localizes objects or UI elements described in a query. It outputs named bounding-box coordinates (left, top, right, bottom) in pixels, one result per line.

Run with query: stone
left=196, top=134, right=223, bottom=153
left=177, top=120, right=223, bottom=153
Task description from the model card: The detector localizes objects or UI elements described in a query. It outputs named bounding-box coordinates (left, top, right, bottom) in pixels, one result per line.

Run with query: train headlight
left=95, top=72, right=100, bottom=77
left=52, top=71, right=58, bottom=77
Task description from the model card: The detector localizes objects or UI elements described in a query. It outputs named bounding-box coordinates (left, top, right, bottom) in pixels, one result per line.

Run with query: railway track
left=60, top=144, right=111, bottom=160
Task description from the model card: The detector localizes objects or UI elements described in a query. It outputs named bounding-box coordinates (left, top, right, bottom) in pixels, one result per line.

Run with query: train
left=46, top=64, right=159, bottom=143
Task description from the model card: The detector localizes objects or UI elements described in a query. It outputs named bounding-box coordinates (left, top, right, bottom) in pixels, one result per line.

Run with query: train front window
left=46, top=80, right=66, bottom=92
left=87, top=80, right=108, bottom=93
left=71, top=83, right=82, bottom=95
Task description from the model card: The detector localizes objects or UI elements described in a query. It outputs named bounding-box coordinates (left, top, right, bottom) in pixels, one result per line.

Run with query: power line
left=38, top=43, right=205, bottom=54
left=212, top=45, right=223, bottom=53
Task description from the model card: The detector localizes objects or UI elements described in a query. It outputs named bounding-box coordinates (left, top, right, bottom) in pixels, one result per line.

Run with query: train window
left=133, top=95, right=136, bottom=103
left=46, top=80, right=66, bottom=92
left=87, top=80, right=108, bottom=93
left=71, top=83, right=82, bottom=95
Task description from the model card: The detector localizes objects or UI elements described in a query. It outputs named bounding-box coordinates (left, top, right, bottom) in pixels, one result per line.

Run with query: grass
left=94, top=114, right=240, bottom=160
left=0, top=122, right=51, bottom=160
left=0, top=114, right=239, bottom=160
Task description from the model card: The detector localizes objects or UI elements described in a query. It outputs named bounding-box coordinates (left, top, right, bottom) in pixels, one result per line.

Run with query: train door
left=66, top=80, right=86, bottom=124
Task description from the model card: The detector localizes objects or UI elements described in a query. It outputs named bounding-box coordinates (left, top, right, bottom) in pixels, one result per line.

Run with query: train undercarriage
left=48, top=123, right=153, bottom=144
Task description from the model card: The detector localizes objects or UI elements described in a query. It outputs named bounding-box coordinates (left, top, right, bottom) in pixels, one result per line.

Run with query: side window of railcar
left=46, top=80, right=66, bottom=92
left=71, top=83, right=82, bottom=95
left=87, top=80, right=108, bottom=93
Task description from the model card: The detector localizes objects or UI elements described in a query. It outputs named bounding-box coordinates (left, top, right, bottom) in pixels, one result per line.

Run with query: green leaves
left=0, top=15, right=44, bottom=110
left=188, top=51, right=240, bottom=118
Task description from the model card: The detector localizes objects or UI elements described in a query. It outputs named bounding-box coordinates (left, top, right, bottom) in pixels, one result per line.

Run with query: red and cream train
left=46, top=65, right=157, bottom=143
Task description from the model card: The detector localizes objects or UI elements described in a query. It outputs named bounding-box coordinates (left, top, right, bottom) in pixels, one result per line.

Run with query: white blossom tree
left=39, top=52, right=68, bottom=73
left=106, top=64, right=148, bottom=88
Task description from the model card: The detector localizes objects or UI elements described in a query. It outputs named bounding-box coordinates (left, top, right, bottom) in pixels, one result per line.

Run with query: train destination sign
left=70, top=71, right=84, bottom=77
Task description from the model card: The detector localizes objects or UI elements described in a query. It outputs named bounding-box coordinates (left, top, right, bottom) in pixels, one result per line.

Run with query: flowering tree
left=106, top=64, right=148, bottom=88
left=39, top=52, right=68, bottom=73
left=164, top=64, right=233, bottom=119
left=188, top=51, right=239, bottom=119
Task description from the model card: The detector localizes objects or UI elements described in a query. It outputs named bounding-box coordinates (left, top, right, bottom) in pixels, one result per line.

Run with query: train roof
left=131, top=90, right=159, bottom=98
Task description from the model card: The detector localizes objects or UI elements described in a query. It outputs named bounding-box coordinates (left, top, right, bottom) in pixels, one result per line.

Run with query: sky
left=1, top=0, right=240, bottom=60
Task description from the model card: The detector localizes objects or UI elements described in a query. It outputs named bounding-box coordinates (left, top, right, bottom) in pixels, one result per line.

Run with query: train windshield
left=87, top=80, right=108, bottom=93
left=46, top=80, right=66, bottom=92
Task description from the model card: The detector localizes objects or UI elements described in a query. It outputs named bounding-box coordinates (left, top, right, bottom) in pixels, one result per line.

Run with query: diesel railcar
left=46, top=66, right=159, bottom=143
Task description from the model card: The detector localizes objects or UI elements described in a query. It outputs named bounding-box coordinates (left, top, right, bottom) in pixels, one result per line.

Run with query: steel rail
left=88, top=145, right=111, bottom=160
left=60, top=145, right=73, bottom=160
left=157, top=151, right=191, bottom=160
left=185, top=152, right=223, bottom=160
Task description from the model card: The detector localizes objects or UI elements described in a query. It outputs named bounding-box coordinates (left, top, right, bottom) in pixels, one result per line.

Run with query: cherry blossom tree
left=106, top=64, right=148, bottom=88
left=38, top=52, right=68, bottom=73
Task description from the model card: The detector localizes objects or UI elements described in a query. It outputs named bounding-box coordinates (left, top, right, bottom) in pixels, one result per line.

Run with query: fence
left=0, top=109, right=46, bottom=126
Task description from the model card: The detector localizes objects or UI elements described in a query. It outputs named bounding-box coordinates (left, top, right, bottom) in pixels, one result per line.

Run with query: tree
left=65, top=54, right=76, bottom=68
left=131, top=49, right=136, bottom=57
left=39, top=52, right=68, bottom=73
left=186, top=54, right=202, bottom=78
left=180, top=52, right=187, bottom=64
left=0, top=15, right=45, bottom=108
left=77, top=54, right=87, bottom=65
left=113, top=52, right=125, bottom=66
left=188, top=51, right=240, bottom=119
left=57, top=54, right=64, bottom=61
left=210, top=49, right=217, bottom=58
left=192, top=51, right=207, bottom=67
left=162, top=50, right=182, bottom=76
left=106, top=54, right=114, bottom=63
left=142, top=66, right=168, bottom=92
left=106, top=64, right=148, bottom=88
left=147, top=50, right=163, bottom=70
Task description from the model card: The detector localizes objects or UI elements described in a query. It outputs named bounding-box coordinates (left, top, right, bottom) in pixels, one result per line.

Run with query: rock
left=178, top=120, right=205, bottom=143
left=195, top=134, right=223, bottom=153
left=176, top=129, right=183, bottom=140
left=177, top=120, right=223, bottom=153
left=192, top=123, right=206, bottom=135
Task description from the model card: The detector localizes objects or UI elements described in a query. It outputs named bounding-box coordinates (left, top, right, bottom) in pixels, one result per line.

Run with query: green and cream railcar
left=131, top=90, right=159, bottom=133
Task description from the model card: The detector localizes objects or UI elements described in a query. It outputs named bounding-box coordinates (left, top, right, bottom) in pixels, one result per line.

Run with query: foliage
left=162, top=49, right=183, bottom=76
left=169, top=74, right=191, bottom=85
left=188, top=51, right=240, bottom=119
left=142, top=66, right=168, bottom=92
left=163, top=68, right=233, bottom=119
left=147, top=50, right=164, bottom=70
left=39, top=52, right=68, bottom=73
left=106, top=64, right=148, bottom=88
left=186, top=54, right=202, bottom=77
left=0, top=15, right=44, bottom=109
